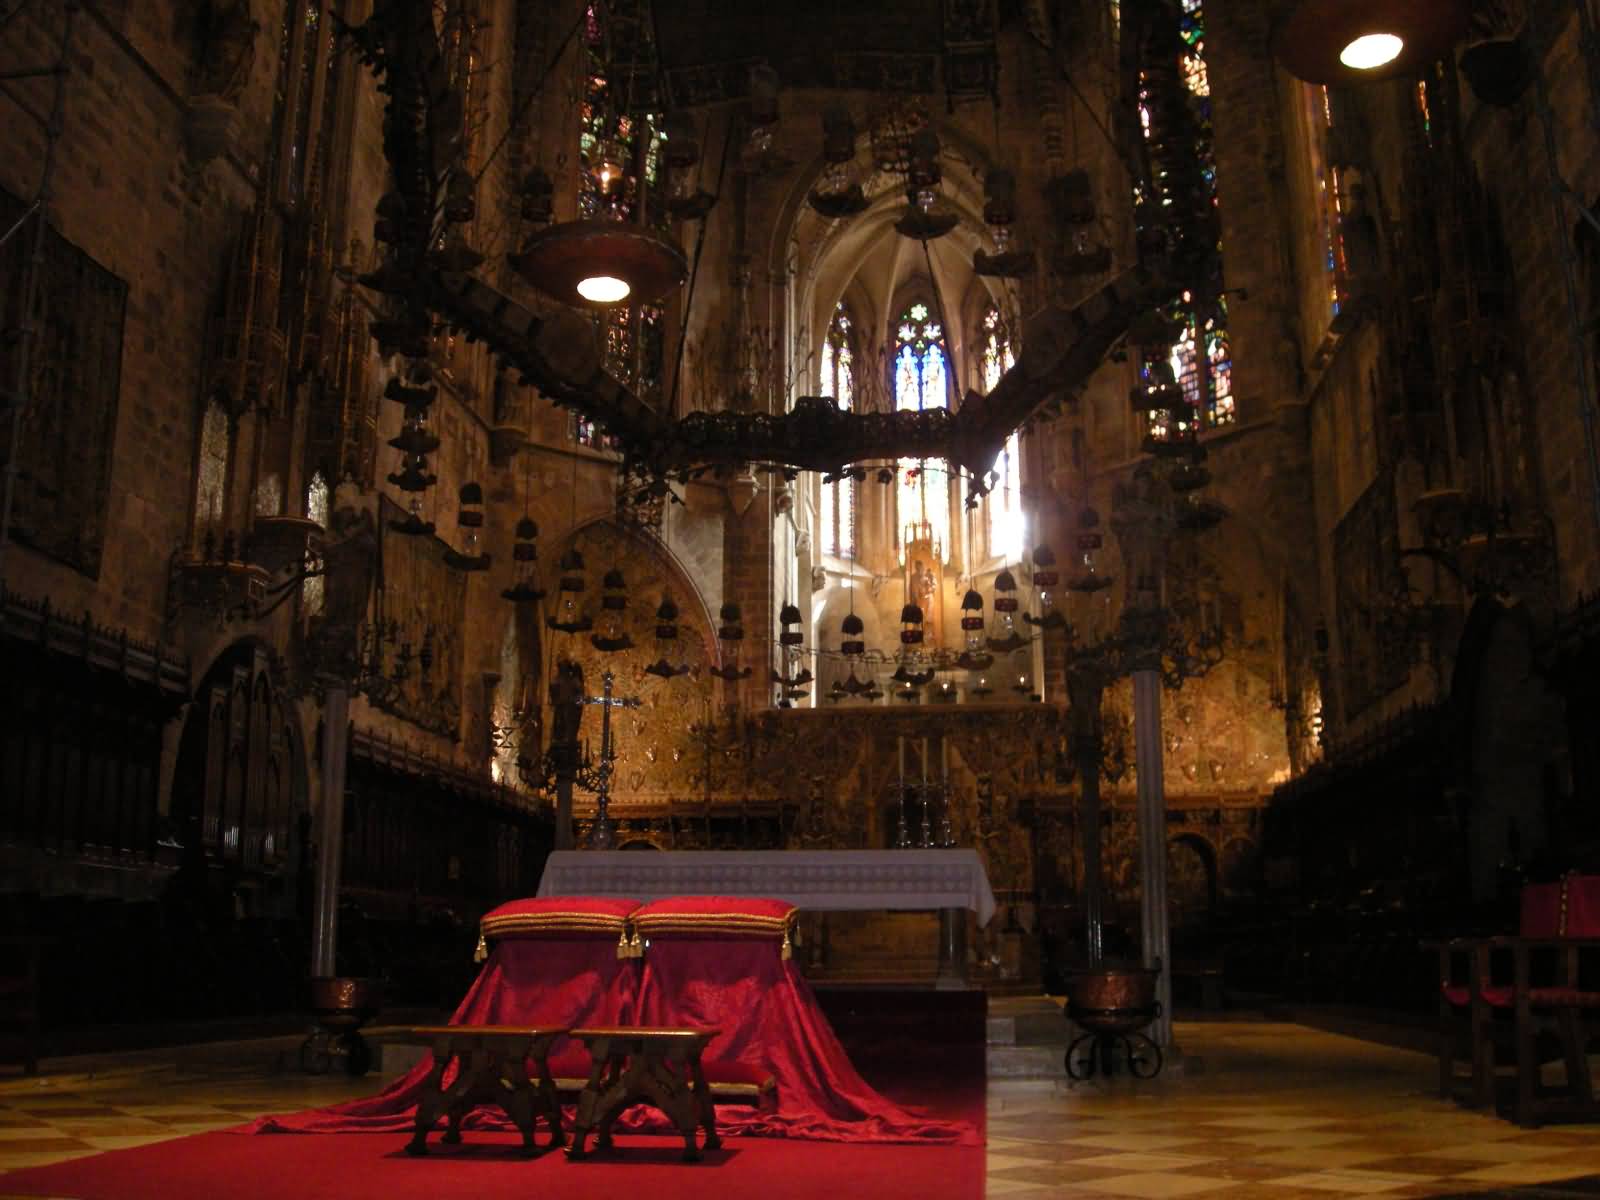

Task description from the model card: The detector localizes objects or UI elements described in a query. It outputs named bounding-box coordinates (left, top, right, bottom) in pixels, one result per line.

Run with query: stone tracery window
left=193, top=399, right=232, bottom=550
left=979, top=305, right=1022, bottom=563
left=894, top=302, right=951, bottom=565
left=303, top=471, right=329, bottom=614
left=1306, top=84, right=1349, bottom=324
left=818, top=301, right=855, bottom=559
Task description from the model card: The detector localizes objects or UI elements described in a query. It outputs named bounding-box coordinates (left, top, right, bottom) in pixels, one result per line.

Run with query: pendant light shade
left=512, top=220, right=688, bottom=308
left=1274, top=0, right=1469, bottom=85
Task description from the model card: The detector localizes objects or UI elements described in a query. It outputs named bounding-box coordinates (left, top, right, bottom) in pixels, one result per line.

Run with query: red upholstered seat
left=1442, top=983, right=1512, bottom=1009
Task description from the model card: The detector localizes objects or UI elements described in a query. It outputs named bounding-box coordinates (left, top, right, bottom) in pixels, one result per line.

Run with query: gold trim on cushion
left=632, top=907, right=798, bottom=957
left=477, top=909, right=636, bottom=963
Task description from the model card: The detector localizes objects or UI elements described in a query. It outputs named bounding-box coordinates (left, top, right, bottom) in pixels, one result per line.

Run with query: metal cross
left=580, top=670, right=641, bottom=850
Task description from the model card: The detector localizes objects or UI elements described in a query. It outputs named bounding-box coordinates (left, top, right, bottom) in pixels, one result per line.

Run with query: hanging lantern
left=710, top=602, right=751, bottom=680
left=1066, top=510, right=1114, bottom=646
left=444, top=482, right=490, bottom=571
left=988, top=569, right=1026, bottom=652
left=547, top=547, right=592, bottom=634
left=974, top=169, right=1033, bottom=278
left=808, top=106, right=868, bottom=219
left=1025, top=544, right=1065, bottom=629
left=900, top=602, right=925, bottom=647
left=957, top=587, right=992, bottom=671
left=643, top=596, right=691, bottom=679
left=502, top=517, right=544, bottom=603
left=591, top=568, right=633, bottom=652
left=840, top=611, right=865, bottom=658
left=896, top=128, right=958, bottom=242
left=772, top=601, right=812, bottom=690
left=519, top=167, right=554, bottom=226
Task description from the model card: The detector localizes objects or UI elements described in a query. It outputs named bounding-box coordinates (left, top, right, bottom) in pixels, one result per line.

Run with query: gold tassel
left=474, top=931, right=488, bottom=963
left=630, top=931, right=644, bottom=958
left=781, top=927, right=792, bottom=960
left=617, top=929, right=630, bottom=959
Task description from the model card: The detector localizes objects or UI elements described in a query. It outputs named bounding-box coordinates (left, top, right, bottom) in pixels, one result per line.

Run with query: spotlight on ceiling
left=1339, top=32, right=1404, bottom=71
left=1274, top=0, right=1467, bottom=84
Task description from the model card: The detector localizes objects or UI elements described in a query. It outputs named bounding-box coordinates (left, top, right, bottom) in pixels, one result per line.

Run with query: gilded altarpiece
left=374, top=497, right=467, bottom=739
left=0, top=188, right=127, bottom=577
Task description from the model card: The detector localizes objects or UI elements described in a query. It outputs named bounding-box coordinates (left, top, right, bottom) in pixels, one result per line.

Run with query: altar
left=537, top=849, right=995, bottom=986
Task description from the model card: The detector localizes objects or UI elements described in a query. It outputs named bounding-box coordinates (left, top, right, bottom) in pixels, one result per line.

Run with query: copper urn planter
left=1064, top=963, right=1163, bottom=1079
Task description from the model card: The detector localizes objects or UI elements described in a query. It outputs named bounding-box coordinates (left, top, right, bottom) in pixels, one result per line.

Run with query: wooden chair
left=1433, top=875, right=1600, bottom=1126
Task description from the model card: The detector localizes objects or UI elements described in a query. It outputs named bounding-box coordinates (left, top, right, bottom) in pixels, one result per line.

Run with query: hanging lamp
left=502, top=517, right=544, bottom=603
left=988, top=569, right=1027, bottom=653
left=1024, top=544, right=1065, bottom=630
left=957, top=587, right=993, bottom=670
left=643, top=596, right=691, bottom=679
left=1274, top=0, right=1469, bottom=84
left=709, top=602, right=752, bottom=681
left=547, top=547, right=592, bottom=634
left=443, top=482, right=490, bottom=571
left=591, top=568, right=633, bottom=652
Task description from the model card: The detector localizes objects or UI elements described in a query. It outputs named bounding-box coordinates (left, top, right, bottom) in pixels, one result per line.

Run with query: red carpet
left=0, top=990, right=985, bottom=1199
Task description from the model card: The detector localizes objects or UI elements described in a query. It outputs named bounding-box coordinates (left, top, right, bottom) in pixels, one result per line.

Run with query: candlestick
left=921, top=737, right=929, bottom=785
left=898, top=735, right=905, bottom=789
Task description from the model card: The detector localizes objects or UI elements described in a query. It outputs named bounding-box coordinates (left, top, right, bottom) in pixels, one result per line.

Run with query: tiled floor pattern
left=987, top=1022, right=1600, bottom=1198
left=0, top=1021, right=1595, bottom=1197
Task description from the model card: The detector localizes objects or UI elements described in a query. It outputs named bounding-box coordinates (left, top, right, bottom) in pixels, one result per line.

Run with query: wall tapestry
left=373, top=495, right=467, bottom=739
left=0, top=187, right=126, bottom=578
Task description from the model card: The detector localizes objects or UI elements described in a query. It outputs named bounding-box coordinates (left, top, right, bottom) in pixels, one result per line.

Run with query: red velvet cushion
left=1567, top=875, right=1600, bottom=937
left=1441, top=983, right=1512, bottom=1009
left=480, top=896, right=641, bottom=942
left=631, top=896, right=797, bottom=940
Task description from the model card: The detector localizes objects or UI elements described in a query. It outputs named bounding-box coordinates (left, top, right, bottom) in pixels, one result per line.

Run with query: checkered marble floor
left=0, top=1020, right=1597, bottom=1198
left=987, top=1022, right=1600, bottom=1198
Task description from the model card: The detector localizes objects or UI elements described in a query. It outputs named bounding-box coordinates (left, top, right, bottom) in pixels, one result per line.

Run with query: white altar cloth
left=536, top=848, right=996, bottom=927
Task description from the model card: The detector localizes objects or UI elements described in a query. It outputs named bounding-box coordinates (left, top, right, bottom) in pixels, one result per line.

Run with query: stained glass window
left=818, top=302, right=855, bottom=559
left=1308, top=84, right=1349, bottom=321
left=194, top=401, right=231, bottom=549
left=1137, top=1, right=1234, bottom=439
left=894, top=302, right=951, bottom=564
left=304, top=471, right=329, bottom=615
left=980, top=306, right=1023, bottom=563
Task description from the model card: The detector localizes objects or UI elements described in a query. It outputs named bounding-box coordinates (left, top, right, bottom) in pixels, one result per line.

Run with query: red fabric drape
left=630, top=935, right=978, bottom=1145
left=251, top=937, right=637, bottom=1134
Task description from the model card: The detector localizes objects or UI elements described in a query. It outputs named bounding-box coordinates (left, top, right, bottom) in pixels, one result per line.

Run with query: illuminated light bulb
left=967, top=629, right=983, bottom=652
left=1039, top=590, right=1054, bottom=616
left=1339, top=32, right=1403, bottom=70
left=990, top=224, right=1011, bottom=252
left=560, top=595, right=580, bottom=624
left=577, top=275, right=630, bottom=303
left=916, top=187, right=937, bottom=213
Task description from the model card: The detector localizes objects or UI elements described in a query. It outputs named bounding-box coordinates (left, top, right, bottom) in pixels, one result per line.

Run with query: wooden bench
left=364, top=1024, right=566, bottom=1156
left=567, top=1026, right=720, bottom=1162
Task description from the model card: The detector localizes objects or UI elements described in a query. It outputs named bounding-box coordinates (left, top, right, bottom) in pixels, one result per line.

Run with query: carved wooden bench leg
left=689, top=1049, right=720, bottom=1151
left=407, top=1037, right=454, bottom=1156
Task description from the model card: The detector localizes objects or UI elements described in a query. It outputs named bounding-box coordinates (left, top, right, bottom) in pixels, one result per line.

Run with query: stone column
left=1132, top=667, right=1172, bottom=1050
left=1067, top=662, right=1106, bottom=966
left=311, top=684, right=348, bottom=979
left=306, top=502, right=377, bottom=981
